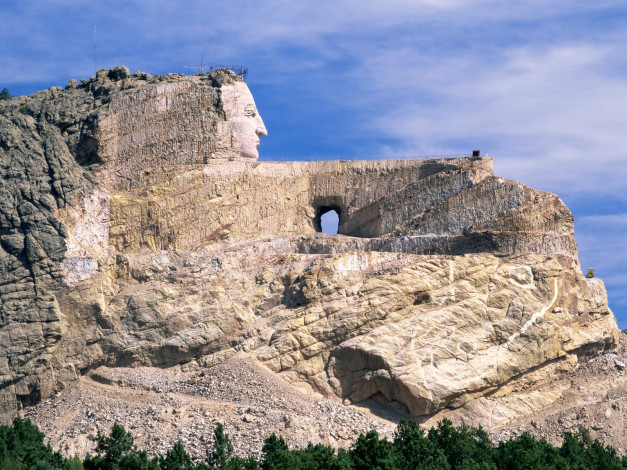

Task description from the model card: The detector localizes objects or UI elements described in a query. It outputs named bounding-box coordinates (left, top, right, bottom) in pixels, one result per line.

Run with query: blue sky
left=2, top=0, right=626, bottom=328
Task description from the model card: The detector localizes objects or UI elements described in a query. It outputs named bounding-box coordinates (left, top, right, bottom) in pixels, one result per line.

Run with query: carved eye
left=244, top=104, right=256, bottom=118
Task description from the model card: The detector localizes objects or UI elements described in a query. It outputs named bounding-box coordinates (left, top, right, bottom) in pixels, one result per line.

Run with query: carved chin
left=239, top=144, right=259, bottom=159
left=232, top=131, right=260, bottom=159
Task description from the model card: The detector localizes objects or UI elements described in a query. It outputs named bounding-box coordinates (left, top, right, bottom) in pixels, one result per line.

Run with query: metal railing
left=205, top=65, right=248, bottom=81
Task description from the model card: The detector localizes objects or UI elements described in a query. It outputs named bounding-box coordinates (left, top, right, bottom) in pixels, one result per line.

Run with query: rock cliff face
left=0, top=68, right=619, bottom=429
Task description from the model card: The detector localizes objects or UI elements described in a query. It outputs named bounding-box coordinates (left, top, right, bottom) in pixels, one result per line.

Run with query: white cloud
left=579, top=213, right=627, bottom=227
left=348, top=38, right=627, bottom=197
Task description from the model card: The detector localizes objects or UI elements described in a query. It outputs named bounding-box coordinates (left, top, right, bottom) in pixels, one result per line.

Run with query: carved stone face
left=221, top=81, right=267, bottom=159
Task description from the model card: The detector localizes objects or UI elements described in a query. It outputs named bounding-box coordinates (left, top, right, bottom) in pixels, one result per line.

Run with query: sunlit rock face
left=83, top=70, right=265, bottom=192
left=0, top=68, right=619, bottom=428
left=221, top=80, right=267, bottom=159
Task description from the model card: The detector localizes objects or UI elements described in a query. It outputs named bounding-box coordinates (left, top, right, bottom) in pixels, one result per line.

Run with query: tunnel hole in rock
left=315, top=206, right=341, bottom=234
left=321, top=210, right=340, bottom=234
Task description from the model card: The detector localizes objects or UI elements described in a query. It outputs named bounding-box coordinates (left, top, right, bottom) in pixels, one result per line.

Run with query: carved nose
left=256, top=123, right=268, bottom=137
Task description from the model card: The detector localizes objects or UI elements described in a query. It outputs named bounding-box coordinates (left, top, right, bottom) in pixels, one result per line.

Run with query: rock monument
left=0, top=68, right=619, bottom=432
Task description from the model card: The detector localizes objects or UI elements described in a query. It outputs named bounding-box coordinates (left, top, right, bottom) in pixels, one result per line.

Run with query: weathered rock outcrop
left=0, top=68, right=619, bottom=428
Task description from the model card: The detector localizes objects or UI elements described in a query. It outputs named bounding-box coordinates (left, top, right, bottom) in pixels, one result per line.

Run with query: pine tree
left=160, top=440, right=192, bottom=470
left=350, top=430, right=395, bottom=470
left=83, top=422, right=157, bottom=470
left=207, top=423, right=234, bottom=469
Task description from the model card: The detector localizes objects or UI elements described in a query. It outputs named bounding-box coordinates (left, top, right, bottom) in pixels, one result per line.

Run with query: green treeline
left=1, top=417, right=626, bottom=470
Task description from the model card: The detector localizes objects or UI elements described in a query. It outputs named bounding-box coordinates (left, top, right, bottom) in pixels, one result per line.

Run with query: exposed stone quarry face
left=0, top=69, right=620, bottom=426
left=221, top=81, right=268, bottom=159
left=58, top=191, right=110, bottom=287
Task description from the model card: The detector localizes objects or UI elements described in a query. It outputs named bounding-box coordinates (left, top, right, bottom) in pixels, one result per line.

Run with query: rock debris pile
left=25, top=354, right=395, bottom=459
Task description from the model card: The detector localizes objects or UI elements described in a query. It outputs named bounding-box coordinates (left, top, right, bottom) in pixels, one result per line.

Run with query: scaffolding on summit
left=183, top=55, right=248, bottom=80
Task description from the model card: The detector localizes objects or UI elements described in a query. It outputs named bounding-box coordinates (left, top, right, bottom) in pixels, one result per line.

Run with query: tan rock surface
left=24, top=353, right=398, bottom=459
left=0, top=68, right=621, bottom=452
left=24, top=333, right=627, bottom=457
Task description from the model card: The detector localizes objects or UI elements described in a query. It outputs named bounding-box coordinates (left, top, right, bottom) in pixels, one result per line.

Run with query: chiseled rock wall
left=107, top=158, right=575, bottom=258
left=0, top=68, right=619, bottom=425
left=47, top=241, right=616, bottom=421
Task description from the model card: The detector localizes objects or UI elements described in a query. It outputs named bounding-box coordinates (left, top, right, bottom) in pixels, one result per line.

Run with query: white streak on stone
left=508, top=278, right=559, bottom=343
